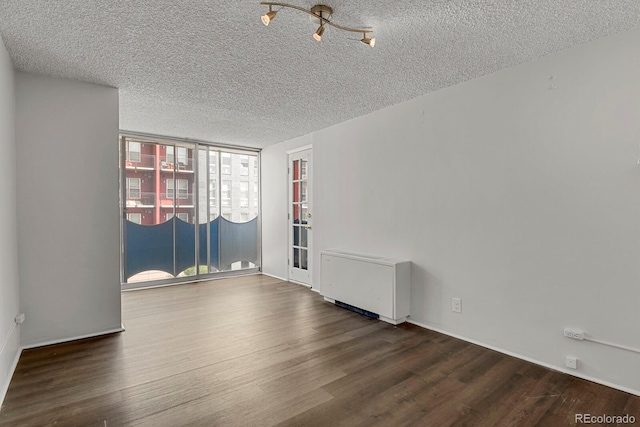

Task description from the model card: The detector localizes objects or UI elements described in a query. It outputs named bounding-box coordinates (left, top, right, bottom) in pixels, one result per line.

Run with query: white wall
left=262, top=28, right=640, bottom=394
left=16, top=72, right=122, bottom=347
left=0, top=37, right=20, bottom=404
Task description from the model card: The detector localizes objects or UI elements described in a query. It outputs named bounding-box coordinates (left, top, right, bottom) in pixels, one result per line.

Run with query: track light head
left=262, top=9, right=277, bottom=26
left=360, top=36, right=375, bottom=47
left=313, top=25, right=325, bottom=41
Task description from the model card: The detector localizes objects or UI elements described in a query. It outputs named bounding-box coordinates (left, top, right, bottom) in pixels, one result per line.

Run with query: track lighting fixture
left=261, top=6, right=278, bottom=26
left=360, top=34, right=375, bottom=47
left=313, top=25, right=325, bottom=42
left=260, top=2, right=375, bottom=47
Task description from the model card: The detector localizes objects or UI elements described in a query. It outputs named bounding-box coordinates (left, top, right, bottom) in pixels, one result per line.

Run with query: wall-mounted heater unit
left=320, top=250, right=411, bottom=324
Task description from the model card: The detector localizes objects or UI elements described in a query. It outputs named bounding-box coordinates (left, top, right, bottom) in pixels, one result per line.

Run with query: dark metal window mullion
left=120, top=136, right=128, bottom=283
left=218, top=149, right=222, bottom=270
left=193, top=143, right=200, bottom=278
left=206, top=148, right=211, bottom=274
left=172, top=144, right=177, bottom=277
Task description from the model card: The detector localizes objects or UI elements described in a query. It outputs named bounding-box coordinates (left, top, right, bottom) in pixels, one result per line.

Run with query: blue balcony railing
left=124, top=216, right=258, bottom=279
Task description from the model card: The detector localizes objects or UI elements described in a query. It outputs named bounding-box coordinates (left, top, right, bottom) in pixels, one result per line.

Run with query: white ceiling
left=0, top=1, right=638, bottom=148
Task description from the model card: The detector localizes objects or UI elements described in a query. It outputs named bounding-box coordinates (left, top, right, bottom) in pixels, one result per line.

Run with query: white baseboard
left=0, top=324, right=22, bottom=409
left=406, top=318, right=640, bottom=397
left=260, top=272, right=287, bottom=282
left=0, top=345, right=21, bottom=410
left=21, top=326, right=125, bottom=350
left=260, top=272, right=314, bottom=289
left=288, top=279, right=312, bottom=288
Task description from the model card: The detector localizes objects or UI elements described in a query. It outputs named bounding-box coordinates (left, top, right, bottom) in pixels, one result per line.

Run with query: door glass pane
left=174, top=147, right=196, bottom=278
left=219, top=151, right=260, bottom=271
left=124, top=141, right=173, bottom=283
left=300, top=249, right=308, bottom=270
left=301, top=181, right=307, bottom=202
left=293, top=226, right=300, bottom=247
left=293, top=182, right=300, bottom=203
left=300, top=160, right=307, bottom=180
left=293, top=248, right=300, bottom=268
left=209, top=151, right=218, bottom=217
left=300, top=226, right=307, bottom=248
left=197, top=148, right=209, bottom=225
left=293, top=160, right=300, bottom=180
left=197, top=148, right=217, bottom=274
left=293, top=203, right=300, bottom=223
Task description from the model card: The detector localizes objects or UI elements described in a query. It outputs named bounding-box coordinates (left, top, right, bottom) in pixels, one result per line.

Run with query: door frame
left=286, top=145, right=313, bottom=287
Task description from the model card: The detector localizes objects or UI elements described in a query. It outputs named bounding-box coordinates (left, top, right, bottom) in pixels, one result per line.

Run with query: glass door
left=120, top=136, right=260, bottom=289
left=288, top=149, right=312, bottom=285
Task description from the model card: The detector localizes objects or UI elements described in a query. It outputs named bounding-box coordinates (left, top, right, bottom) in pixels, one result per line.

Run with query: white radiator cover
left=320, top=250, right=411, bottom=324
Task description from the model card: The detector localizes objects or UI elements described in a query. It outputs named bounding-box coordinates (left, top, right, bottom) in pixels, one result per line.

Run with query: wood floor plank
left=1, top=274, right=638, bottom=426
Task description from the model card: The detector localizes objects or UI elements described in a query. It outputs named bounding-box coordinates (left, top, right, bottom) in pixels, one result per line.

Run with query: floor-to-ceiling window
left=120, top=135, right=259, bottom=289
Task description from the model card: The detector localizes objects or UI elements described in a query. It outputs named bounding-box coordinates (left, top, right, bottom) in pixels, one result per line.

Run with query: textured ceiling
left=0, top=1, right=638, bottom=148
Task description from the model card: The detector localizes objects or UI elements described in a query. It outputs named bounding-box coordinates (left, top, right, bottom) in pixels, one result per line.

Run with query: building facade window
left=209, top=181, right=217, bottom=208
left=222, top=153, right=231, bottom=175
left=177, top=179, right=189, bottom=199
left=127, top=213, right=142, bottom=224
left=240, top=155, right=249, bottom=176
left=127, top=141, right=141, bottom=162
left=177, top=147, right=187, bottom=165
left=166, top=179, right=189, bottom=199
left=222, top=180, right=231, bottom=207
left=166, top=146, right=174, bottom=164
left=166, top=179, right=174, bottom=198
left=127, top=177, right=141, bottom=199
left=253, top=183, right=259, bottom=208
left=240, top=181, right=249, bottom=207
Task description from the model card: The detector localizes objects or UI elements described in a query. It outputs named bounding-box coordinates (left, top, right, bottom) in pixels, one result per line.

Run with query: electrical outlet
left=452, top=298, right=461, bottom=313
left=566, top=356, right=578, bottom=369
left=563, top=328, right=584, bottom=340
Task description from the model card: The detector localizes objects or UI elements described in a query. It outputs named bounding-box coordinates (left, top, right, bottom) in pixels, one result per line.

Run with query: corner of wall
left=0, top=32, right=21, bottom=409
left=15, top=73, right=121, bottom=348
left=0, top=325, right=21, bottom=407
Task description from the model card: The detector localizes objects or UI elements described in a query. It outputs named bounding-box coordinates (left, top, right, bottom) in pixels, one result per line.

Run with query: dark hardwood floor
left=1, top=274, right=638, bottom=426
